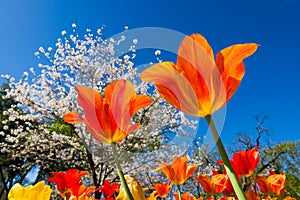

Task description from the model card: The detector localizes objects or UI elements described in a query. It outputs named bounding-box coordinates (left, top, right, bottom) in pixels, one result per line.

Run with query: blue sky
left=0, top=0, right=299, bottom=145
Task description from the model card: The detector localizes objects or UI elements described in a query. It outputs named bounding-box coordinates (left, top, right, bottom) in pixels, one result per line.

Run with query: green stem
left=111, top=142, right=134, bottom=200
left=205, top=115, right=246, bottom=200
left=177, top=185, right=182, bottom=200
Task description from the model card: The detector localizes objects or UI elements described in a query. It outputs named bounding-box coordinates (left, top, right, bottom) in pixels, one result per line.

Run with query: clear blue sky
left=0, top=0, right=299, bottom=145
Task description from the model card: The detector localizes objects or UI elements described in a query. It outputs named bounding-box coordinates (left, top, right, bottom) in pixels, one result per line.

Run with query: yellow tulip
left=8, top=181, right=52, bottom=200
left=116, top=175, right=145, bottom=200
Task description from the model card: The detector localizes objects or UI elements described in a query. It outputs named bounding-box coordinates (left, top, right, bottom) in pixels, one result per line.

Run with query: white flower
left=155, top=50, right=161, bottom=56
left=39, top=46, right=45, bottom=53
left=1, top=74, right=10, bottom=79
left=133, top=39, right=138, bottom=45
left=72, top=23, right=77, bottom=28
left=61, top=30, right=67, bottom=36
left=120, top=35, right=126, bottom=41
left=124, top=55, right=130, bottom=60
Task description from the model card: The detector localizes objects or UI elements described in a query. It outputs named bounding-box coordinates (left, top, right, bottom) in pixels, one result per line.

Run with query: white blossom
left=155, top=50, right=161, bottom=56
left=133, top=39, right=138, bottom=45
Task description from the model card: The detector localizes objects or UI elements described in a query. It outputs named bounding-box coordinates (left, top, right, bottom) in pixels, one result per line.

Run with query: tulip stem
left=205, top=115, right=246, bottom=200
left=177, top=185, right=182, bottom=200
left=111, top=142, right=134, bottom=200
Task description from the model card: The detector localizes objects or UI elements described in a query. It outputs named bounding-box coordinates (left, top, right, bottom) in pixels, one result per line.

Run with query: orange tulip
left=140, top=34, right=258, bottom=117
left=173, top=191, right=201, bottom=200
left=255, top=172, right=286, bottom=197
left=208, top=170, right=235, bottom=195
left=244, top=189, right=260, bottom=200
left=155, top=156, right=196, bottom=185
left=195, top=173, right=228, bottom=194
left=284, top=197, right=297, bottom=200
left=69, top=184, right=96, bottom=200
left=153, top=182, right=171, bottom=198
left=64, top=80, right=151, bottom=144
left=217, top=197, right=235, bottom=200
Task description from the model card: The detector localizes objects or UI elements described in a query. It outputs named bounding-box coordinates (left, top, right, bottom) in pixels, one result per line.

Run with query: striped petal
left=129, top=95, right=151, bottom=116
left=64, top=112, right=85, bottom=124
left=216, top=43, right=259, bottom=102
left=75, top=86, right=105, bottom=135
left=140, top=62, right=200, bottom=117
left=177, top=34, right=226, bottom=115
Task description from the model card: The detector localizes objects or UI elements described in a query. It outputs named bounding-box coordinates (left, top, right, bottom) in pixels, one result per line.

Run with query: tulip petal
left=105, top=80, right=134, bottom=132
left=129, top=95, right=151, bottom=116
left=231, top=147, right=260, bottom=177
left=254, top=175, right=269, bottom=193
left=189, top=34, right=214, bottom=59
left=75, top=86, right=105, bottom=135
left=268, top=174, right=286, bottom=196
left=212, top=174, right=228, bottom=194
left=186, top=164, right=197, bottom=182
left=140, top=62, right=201, bottom=116
left=216, top=43, right=259, bottom=76
left=177, top=34, right=226, bottom=115
left=196, top=174, right=213, bottom=193
left=173, top=156, right=188, bottom=184
left=8, top=183, right=25, bottom=199
left=8, top=181, right=52, bottom=200
left=64, top=112, right=85, bottom=124
left=216, top=43, right=259, bottom=101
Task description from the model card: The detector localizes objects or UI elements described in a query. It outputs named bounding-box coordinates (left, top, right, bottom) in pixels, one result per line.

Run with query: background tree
left=233, top=115, right=300, bottom=198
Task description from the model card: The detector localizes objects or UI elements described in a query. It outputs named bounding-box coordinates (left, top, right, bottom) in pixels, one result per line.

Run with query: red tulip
left=98, top=180, right=120, bottom=198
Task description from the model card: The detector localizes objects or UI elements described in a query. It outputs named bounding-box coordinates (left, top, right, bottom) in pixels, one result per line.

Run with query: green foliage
left=48, top=121, right=72, bottom=136
left=285, top=173, right=300, bottom=199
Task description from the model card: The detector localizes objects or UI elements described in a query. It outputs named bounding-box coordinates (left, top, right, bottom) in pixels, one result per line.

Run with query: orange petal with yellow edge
left=216, top=43, right=259, bottom=76
left=104, top=80, right=135, bottom=131
left=140, top=62, right=200, bottom=117
left=177, top=34, right=226, bottom=115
